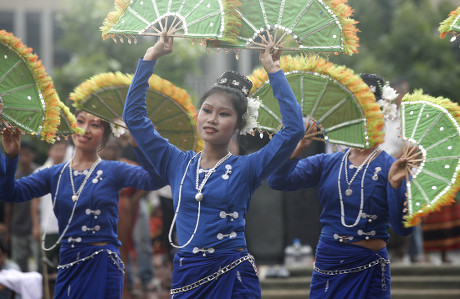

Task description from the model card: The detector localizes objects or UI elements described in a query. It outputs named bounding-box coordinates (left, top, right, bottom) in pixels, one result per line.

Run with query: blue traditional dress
left=0, top=155, right=166, bottom=298
left=267, top=149, right=414, bottom=298
left=123, top=58, right=304, bottom=298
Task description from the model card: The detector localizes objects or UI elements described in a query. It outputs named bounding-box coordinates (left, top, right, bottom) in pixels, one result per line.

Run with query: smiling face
left=72, top=111, right=106, bottom=152
left=197, top=92, right=239, bottom=146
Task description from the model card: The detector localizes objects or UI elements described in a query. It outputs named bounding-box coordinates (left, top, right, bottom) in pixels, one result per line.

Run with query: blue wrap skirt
left=310, top=238, right=391, bottom=299
left=170, top=250, right=261, bottom=298
left=54, top=243, right=124, bottom=298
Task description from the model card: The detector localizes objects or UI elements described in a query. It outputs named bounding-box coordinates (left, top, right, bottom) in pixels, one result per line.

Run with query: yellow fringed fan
left=0, top=30, right=60, bottom=143
left=248, top=55, right=384, bottom=149
left=400, top=90, right=460, bottom=226
left=70, top=72, right=202, bottom=152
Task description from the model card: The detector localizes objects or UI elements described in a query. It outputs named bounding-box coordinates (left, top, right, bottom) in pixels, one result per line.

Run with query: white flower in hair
left=110, top=119, right=126, bottom=138
left=378, top=84, right=399, bottom=120
left=240, top=97, right=261, bottom=135
left=382, top=85, right=398, bottom=102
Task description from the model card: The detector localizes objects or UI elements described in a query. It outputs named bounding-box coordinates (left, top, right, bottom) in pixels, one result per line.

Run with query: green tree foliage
left=53, top=0, right=204, bottom=106
left=331, top=0, right=460, bottom=102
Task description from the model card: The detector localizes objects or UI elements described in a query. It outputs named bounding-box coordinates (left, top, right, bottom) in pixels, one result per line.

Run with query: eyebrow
left=202, top=103, right=233, bottom=111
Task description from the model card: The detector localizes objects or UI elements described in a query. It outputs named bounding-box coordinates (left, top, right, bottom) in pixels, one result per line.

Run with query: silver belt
left=170, top=254, right=257, bottom=295
left=57, top=249, right=125, bottom=275
left=314, top=256, right=389, bottom=276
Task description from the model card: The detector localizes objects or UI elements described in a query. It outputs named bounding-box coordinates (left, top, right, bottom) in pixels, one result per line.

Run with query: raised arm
left=247, top=43, right=304, bottom=182
left=122, top=32, right=183, bottom=182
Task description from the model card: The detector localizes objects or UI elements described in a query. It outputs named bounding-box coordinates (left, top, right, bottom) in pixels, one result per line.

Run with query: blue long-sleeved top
left=0, top=154, right=166, bottom=246
left=268, top=150, right=413, bottom=243
left=123, top=58, right=304, bottom=254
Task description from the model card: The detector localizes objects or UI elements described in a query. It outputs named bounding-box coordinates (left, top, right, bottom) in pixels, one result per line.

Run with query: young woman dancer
left=0, top=111, right=166, bottom=298
left=267, top=74, right=414, bottom=298
left=122, top=32, right=304, bottom=298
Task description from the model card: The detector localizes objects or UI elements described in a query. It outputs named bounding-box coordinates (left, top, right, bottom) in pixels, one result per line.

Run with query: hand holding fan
left=0, top=30, right=60, bottom=143
left=400, top=90, right=460, bottom=226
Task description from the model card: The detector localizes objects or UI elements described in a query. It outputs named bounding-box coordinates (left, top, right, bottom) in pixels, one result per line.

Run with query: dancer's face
left=72, top=112, right=105, bottom=151
left=197, top=93, right=238, bottom=146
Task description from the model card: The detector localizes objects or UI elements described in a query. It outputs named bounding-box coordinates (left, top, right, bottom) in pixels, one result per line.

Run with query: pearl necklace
left=42, top=157, right=101, bottom=251
left=343, top=147, right=381, bottom=196
left=69, top=157, right=101, bottom=202
left=169, top=151, right=232, bottom=249
left=194, top=152, right=232, bottom=201
left=338, top=147, right=380, bottom=228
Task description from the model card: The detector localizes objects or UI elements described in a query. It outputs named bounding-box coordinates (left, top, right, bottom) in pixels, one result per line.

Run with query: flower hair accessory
left=360, top=73, right=399, bottom=120
left=240, top=97, right=261, bottom=135
left=110, top=118, right=126, bottom=138
left=215, top=70, right=253, bottom=97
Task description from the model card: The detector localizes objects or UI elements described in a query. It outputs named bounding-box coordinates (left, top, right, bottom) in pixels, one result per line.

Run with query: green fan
left=56, top=101, right=84, bottom=138
left=207, top=0, right=359, bottom=55
left=101, top=0, right=241, bottom=44
left=400, top=90, right=460, bottom=227
left=439, top=6, right=460, bottom=42
left=0, top=30, right=60, bottom=143
left=70, top=72, right=202, bottom=152
left=248, top=55, right=384, bottom=149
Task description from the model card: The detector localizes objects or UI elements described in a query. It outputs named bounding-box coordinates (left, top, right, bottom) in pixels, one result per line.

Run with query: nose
left=207, top=113, right=218, bottom=124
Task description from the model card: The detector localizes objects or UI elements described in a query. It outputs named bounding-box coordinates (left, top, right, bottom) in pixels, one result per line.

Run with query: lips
left=76, top=135, right=90, bottom=143
left=203, top=126, right=217, bottom=134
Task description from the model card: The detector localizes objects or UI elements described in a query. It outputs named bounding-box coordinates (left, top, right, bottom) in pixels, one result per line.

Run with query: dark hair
left=74, top=110, right=111, bottom=150
left=360, top=73, right=385, bottom=100
left=198, top=70, right=253, bottom=131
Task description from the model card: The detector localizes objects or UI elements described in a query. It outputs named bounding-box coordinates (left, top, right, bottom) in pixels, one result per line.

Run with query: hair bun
left=215, top=70, right=253, bottom=97
left=360, top=73, right=385, bottom=100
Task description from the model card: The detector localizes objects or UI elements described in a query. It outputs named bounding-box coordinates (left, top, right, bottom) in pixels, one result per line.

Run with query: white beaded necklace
left=338, top=147, right=380, bottom=228
left=169, top=151, right=232, bottom=249
left=69, top=157, right=102, bottom=202
left=343, top=147, right=381, bottom=197
left=42, top=157, right=102, bottom=251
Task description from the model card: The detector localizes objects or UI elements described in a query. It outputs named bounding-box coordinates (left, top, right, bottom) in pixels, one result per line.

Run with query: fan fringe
left=439, top=6, right=460, bottom=38
left=101, top=0, right=131, bottom=40
left=69, top=72, right=203, bottom=151
left=0, top=30, right=60, bottom=143
left=248, top=55, right=384, bottom=147
left=325, top=0, right=360, bottom=55
left=402, top=90, right=460, bottom=227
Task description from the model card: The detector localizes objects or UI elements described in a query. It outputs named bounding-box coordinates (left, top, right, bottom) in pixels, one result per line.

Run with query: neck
left=201, top=143, right=230, bottom=168
left=348, top=145, right=380, bottom=165
left=350, top=145, right=379, bottom=156
left=71, top=149, right=100, bottom=170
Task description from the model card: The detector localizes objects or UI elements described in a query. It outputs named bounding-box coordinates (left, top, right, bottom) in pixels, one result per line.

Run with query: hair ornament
left=360, top=73, right=398, bottom=121
left=110, top=118, right=126, bottom=138
left=378, top=84, right=399, bottom=120
left=215, top=70, right=253, bottom=97
left=240, top=96, right=261, bottom=135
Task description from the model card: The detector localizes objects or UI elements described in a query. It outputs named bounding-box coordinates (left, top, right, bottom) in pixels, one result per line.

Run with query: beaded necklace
left=338, top=147, right=380, bottom=228
left=42, top=157, right=102, bottom=251
left=169, top=151, right=232, bottom=249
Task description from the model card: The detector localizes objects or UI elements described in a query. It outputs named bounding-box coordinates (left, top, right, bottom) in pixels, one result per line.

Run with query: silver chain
left=57, top=248, right=125, bottom=275
left=313, top=256, right=389, bottom=276
left=170, top=254, right=257, bottom=295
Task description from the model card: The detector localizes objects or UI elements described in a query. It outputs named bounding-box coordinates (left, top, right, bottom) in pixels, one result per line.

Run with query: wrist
left=389, top=177, right=402, bottom=189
